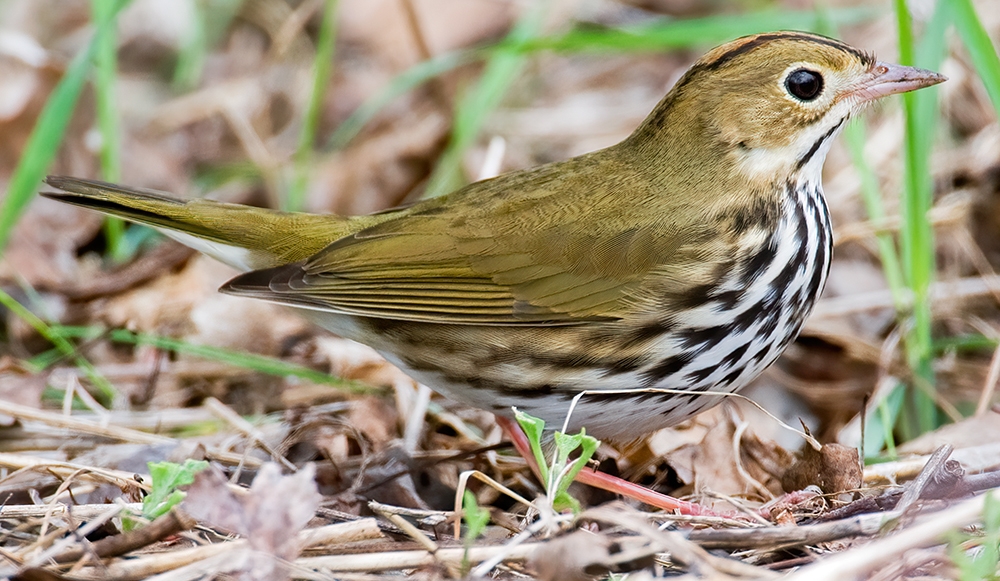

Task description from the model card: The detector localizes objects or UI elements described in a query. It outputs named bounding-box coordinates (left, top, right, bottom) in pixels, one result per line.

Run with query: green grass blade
left=0, top=290, right=116, bottom=403
left=894, top=0, right=948, bottom=438
left=327, top=49, right=477, bottom=150
left=326, top=7, right=875, bottom=155
left=0, top=0, right=132, bottom=255
left=51, top=325, right=378, bottom=394
left=843, top=120, right=907, bottom=308
left=949, top=0, right=1000, bottom=118
left=287, top=0, right=339, bottom=211
left=326, top=6, right=875, bottom=155
left=516, top=6, right=878, bottom=53
left=91, top=0, right=129, bottom=262
left=934, top=334, right=997, bottom=354
left=864, top=383, right=904, bottom=460
left=173, top=0, right=243, bottom=90
left=0, top=0, right=129, bottom=252
left=173, top=0, right=208, bottom=90
left=423, top=1, right=551, bottom=198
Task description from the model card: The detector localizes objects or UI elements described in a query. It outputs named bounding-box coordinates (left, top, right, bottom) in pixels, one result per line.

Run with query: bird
left=44, top=31, right=943, bottom=507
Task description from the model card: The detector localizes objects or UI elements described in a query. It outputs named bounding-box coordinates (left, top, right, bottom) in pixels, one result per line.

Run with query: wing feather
left=223, top=151, right=735, bottom=325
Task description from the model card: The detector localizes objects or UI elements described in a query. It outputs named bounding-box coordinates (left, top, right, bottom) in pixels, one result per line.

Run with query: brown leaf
left=665, top=410, right=785, bottom=502
left=0, top=198, right=101, bottom=288
left=311, top=336, right=415, bottom=388
left=0, top=358, right=45, bottom=426
left=781, top=443, right=862, bottom=496
left=0, top=41, right=43, bottom=122
left=345, top=396, right=399, bottom=451
left=182, top=463, right=321, bottom=581
left=338, top=0, right=511, bottom=66
left=530, top=529, right=621, bottom=581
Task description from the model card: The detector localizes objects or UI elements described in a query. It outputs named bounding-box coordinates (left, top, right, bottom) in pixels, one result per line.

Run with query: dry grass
left=1, top=0, right=1000, bottom=579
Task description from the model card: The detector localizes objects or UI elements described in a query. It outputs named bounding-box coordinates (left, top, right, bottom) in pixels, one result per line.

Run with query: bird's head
left=628, top=31, right=945, bottom=192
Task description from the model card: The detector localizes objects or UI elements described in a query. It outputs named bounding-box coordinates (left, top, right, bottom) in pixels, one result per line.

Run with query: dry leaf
left=666, top=411, right=785, bottom=502
left=182, top=463, right=321, bottom=581
left=530, top=529, right=629, bottom=581
left=0, top=198, right=101, bottom=288
left=0, top=357, right=45, bottom=425
left=781, top=443, right=862, bottom=496
left=898, top=411, right=1000, bottom=454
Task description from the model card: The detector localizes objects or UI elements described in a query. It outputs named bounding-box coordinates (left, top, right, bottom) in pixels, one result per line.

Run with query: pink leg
left=495, top=416, right=744, bottom=518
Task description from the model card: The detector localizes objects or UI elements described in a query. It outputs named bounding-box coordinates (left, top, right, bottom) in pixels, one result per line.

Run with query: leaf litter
left=1, top=0, right=999, bottom=579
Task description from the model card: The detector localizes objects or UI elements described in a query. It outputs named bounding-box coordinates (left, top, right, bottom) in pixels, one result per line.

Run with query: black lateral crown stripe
left=699, top=32, right=874, bottom=73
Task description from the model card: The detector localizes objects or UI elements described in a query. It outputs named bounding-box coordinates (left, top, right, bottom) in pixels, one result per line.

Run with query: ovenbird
left=44, top=32, right=943, bottom=444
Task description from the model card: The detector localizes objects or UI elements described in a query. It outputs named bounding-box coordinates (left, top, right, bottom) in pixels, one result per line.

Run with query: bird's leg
left=495, top=416, right=744, bottom=518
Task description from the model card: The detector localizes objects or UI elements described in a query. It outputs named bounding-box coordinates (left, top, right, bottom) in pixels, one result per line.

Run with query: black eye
left=785, top=69, right=824, bottom=101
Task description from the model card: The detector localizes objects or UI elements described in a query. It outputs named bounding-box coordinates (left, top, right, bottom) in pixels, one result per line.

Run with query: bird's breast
left=327, top=180, right=833, bottom=441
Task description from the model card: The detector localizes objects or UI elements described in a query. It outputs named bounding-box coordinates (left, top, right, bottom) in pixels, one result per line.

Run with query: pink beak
left=851, top=61, right=946, bottom=103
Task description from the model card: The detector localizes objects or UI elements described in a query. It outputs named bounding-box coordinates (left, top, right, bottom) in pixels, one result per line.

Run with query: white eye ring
left=784, top=68, right=824, bottom=101
left=779, top=62, right=831, bottom=105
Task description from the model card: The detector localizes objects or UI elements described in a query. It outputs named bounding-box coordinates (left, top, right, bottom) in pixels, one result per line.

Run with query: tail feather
left=44, top=177, right=223, bottom=240
left=43, top=176, right=353, bottom=271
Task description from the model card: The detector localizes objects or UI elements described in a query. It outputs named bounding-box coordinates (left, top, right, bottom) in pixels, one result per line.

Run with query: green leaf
left=462, top=489, right=490, bottom=546
left=550, top=428, right=599, bottom=513
left=514, top=408, right=550, bottom=483
left=556, top=429, right=599, bottom=490
left=142, top=459, right=210, bottom=521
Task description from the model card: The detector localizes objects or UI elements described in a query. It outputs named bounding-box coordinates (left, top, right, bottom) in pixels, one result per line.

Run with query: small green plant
left=143, top=459, right=210, bottom=520
left=462, top=489, right=490, bottom=542
left=514, top=409, right=599, bottom=513
left=123, top=459, right=209, bottom=531
left=948, top=493, right=1000, bottom=581
left=460, top=489, right=491, bottom=573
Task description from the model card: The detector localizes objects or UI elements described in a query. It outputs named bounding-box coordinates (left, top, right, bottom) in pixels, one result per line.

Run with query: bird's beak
left=850, top=61, right=946, bottom=103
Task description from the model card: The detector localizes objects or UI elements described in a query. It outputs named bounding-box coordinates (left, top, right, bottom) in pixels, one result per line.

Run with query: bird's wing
left=223, top=157, right=728, bottom=325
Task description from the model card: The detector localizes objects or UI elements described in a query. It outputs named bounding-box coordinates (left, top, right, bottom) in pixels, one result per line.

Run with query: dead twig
left=783, top=489, right=1000, bottom=581
left=203, top=397, right=296, bottom=472
left=893, top=444, right=955, bottom=516
left=69, top=519, right=383, bottom=580
left=581, top=503, right=779, bottom=579
left=688, top=510, right=897, bottom=550
left=0, top=401, right=262, bottom=468
left=48, top=242, right=195, bottom=301
left=52, top=507, right=196, bottom=564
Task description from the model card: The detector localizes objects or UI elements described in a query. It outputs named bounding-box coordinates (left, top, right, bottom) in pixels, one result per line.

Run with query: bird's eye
left=784, top=69, right=824, bottom=101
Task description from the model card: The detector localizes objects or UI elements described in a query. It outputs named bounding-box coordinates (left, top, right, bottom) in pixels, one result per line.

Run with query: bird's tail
left=43, top=176, right=353, bottom=271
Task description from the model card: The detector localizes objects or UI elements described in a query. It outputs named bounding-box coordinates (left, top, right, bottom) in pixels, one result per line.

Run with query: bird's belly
left=304, top=183, right=832, bottom=443
left=306, top=291, right=814, bottom=443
